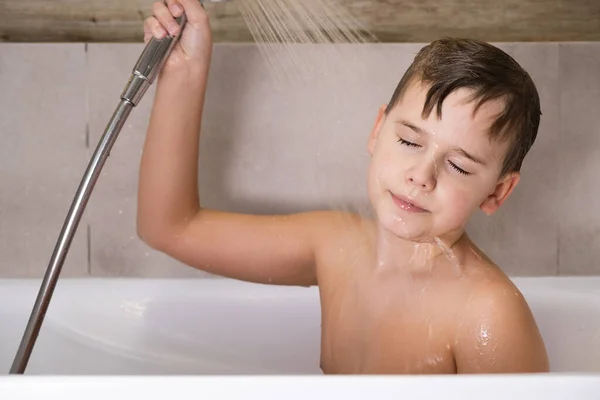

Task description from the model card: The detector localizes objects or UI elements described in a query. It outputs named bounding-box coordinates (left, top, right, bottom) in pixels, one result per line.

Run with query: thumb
left=178, top=0, right=210, bottom=27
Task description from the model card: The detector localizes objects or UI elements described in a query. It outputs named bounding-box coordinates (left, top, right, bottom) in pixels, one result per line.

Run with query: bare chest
left=318, top=271, right=457, bottom=374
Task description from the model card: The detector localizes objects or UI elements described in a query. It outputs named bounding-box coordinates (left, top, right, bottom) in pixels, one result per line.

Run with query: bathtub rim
left=1, top=374, right=600, bottom=400
left=1, top=275, right=599, bottom=304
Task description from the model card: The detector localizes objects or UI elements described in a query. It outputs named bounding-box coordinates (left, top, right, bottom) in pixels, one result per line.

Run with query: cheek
left=441, top=175, right=499, bottom=217
left=371, top=143, right=407, bottom=181
left=439, top=185, right=482, bottom=218
left=369, top=148, right=393, bottom=184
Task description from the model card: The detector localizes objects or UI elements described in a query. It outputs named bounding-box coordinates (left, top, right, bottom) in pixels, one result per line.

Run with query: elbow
left=136, top=216, right=189, bottom=256
left=136, top=225, right=160, bottom=251
left=136, top=218, right=170, bottom=252
left=136, top=205, right=200, bottom=253
left=136, top=203, right=170, bottom=251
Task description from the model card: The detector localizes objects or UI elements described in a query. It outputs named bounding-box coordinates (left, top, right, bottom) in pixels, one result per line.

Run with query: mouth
left=391, top=192, right=429, bottom=213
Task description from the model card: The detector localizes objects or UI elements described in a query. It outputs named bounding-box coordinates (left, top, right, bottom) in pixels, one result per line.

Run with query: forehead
left=393, top=82, right=509, bottom=156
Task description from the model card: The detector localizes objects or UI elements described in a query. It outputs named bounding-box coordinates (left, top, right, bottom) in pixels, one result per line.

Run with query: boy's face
left=367, top=81, right=519, bottom=243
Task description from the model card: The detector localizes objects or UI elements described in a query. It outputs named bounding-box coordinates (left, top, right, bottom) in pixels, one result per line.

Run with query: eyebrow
left=397, top=120, right=486, bottom=165
left=454, top=147, right=485, bottom=165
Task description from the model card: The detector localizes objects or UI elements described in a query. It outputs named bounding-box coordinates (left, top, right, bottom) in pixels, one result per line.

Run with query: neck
left=374, top=224, right=467, bottom=273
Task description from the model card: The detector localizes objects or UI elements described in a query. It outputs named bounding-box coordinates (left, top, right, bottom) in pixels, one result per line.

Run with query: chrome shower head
left=122, top=0, right=229, bottom=105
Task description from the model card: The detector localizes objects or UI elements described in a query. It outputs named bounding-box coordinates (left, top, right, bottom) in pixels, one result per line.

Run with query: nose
left=406, top=159, right=437, bottom=192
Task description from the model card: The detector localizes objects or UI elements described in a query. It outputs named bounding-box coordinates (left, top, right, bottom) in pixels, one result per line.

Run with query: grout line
left=85, top=42, right=92, bottom=277
left=84, top=42, right=90, bottom=150
left=87, top=224, right=92, bottom=275
left=556, top=43, right=562, bottom=276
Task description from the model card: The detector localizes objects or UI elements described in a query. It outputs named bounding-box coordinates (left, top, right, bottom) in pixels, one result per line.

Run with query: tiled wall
left=0, top=42, right=598, bottom=278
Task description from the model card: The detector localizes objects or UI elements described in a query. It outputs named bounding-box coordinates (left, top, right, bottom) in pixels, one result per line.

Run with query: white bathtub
left=0, top=276, right=599, bottom=399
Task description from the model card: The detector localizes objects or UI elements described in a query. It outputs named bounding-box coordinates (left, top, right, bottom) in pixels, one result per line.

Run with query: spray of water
left=236, top=0, right=377, bottom=82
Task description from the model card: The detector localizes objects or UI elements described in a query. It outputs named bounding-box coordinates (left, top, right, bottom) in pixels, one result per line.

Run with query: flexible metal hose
left=9, top=5, right=191, bottom=374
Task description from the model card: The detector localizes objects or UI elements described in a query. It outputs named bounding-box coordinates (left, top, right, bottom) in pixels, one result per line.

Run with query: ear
left=479, top=172, right=520, bottom=215
left=367, top=104, right=388, bottom=156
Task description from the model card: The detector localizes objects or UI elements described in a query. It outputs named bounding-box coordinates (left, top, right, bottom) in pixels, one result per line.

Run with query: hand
left=143, top=0, right=213, bottom=72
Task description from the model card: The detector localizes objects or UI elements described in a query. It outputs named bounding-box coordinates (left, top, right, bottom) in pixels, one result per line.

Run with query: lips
left=391, top=193, right=429, bottom=213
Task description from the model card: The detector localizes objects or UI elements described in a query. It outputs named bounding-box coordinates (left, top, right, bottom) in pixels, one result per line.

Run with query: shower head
left=122, top=0, right=228, bottom=105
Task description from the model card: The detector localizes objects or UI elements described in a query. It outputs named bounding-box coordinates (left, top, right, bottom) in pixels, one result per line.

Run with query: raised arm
left=136, top=0, right=328, bottom=286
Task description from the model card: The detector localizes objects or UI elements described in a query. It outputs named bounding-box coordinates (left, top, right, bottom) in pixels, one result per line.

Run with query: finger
left=165, top=0, right=184, bottom=18
left=143, top=17, right=154, bottom=37
left=143, top=19, right=156, bottom=43
left=152, top=1, right=181, bottom=36
left=145, top=16, right=168, bottom=39
left=144, top=32, right=152, bottom=44
left=178, top=0, right=209, bottom=26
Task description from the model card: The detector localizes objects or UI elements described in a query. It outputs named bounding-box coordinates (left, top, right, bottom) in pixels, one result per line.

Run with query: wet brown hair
left=385, top=38, right=541, bottom=178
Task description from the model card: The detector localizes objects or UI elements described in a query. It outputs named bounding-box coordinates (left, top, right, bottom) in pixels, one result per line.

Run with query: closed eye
left=449, top=161, right=470, bottom=176
left=398, top=138, right=420, bottom=148
left=398, top=136, right=471, bottom=176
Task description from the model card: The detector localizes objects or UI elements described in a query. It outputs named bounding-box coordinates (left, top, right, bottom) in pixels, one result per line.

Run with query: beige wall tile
left=558, top=43, right=600, bottom=275
left=0, top=44, right=89, bottom=277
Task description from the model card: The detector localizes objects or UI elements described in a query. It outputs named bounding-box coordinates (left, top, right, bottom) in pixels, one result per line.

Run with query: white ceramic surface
left=0, top=276, right=599, bottom=375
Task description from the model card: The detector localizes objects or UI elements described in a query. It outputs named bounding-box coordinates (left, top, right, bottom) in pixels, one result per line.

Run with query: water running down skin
left=137, top=0, right=549, bottom=373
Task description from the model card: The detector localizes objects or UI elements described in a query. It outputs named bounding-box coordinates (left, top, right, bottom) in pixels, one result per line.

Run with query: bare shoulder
left=307, top=210, right=371, bottom=256
left=302, top=209, right=368, bottom=241
left=306, top=210, right=373, bottom=278
left=282, top=209, right=363, bottom=240
left=453, top=265, right=549, bottom=373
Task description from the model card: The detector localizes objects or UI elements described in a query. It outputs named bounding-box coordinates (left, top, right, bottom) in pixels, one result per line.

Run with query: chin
left=375, top=207, right=431, bottom=242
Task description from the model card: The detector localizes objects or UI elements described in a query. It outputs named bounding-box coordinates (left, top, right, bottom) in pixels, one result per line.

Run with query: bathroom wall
left=0, top=42, right=598, bottom=278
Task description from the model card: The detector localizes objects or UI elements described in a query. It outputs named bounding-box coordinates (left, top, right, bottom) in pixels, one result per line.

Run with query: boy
left=138, top=0, right=549, bottom=374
